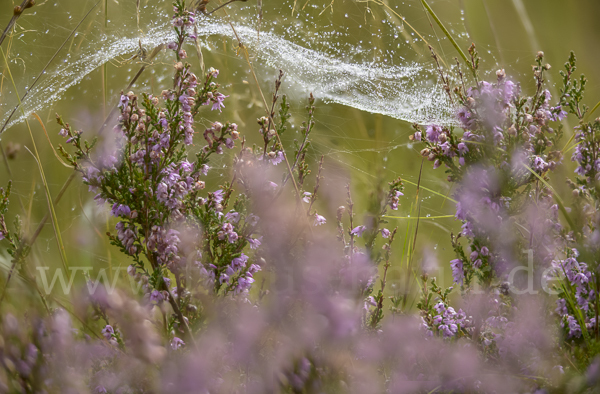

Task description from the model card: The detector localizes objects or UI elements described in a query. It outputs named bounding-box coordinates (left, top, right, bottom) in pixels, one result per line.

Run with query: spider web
left=0, top=0, right=479, bottom=132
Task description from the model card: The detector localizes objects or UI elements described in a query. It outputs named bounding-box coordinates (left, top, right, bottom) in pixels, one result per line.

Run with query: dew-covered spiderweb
left=0, top=0, right=481, bottom=131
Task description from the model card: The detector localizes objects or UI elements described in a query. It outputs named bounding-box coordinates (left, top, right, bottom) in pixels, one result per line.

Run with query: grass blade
left=419, top=0, right=474, bottom=77
left=1, top=47, right=71, bottom=281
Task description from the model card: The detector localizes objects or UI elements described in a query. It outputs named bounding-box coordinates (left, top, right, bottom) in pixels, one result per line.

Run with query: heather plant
left=5, top=0, right=600, bottom=392
left=413, top=46, right=600, bottom=389
left=548, top=53, right=600, bottom=371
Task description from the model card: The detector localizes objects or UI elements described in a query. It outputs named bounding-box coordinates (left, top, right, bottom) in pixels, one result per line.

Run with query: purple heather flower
left=225, top=211, right=240, bottom=223
left=314, top=214, right=326, bottom=226
left=118, top=94, right=129, bottom=109
left=211, top=92, right=228, bottom=112
left=150, top=290, right=164, bottom=304
left=58, top=128, right=68, bottom=137
left=171, top=337, right=185, bottom=350
left=127, top=264, right=136, bottom=277
left=248, top=263, right=261, bottom=275
left=502, top=80, right=518, bottom=104
left=532, top=156, right=548, bottom=172
left=101, top=324, right=114, bottom=340
left=212, top=189, right=224, bottom=204
left=227, top=231, right=239, bottom=243
left=461, top=220, right=474, bottom=237
left=198, top=164, right=210, bottom=176
left=450, top=259, right=464, bottom=285
left=247, top=236, right=262, bottom=249
left=302, top=192, right=312, bottom=203
left=434, top=302, right=446, bottom=314
left=439, top=141, right=452, bottom=156
left=457, top=107, right=472, bottom=129
left=387, top=189, right=403, bottom=211
left=270, top=151, right=284, bottom=165
left=156, top=182, right=169, bottom=203
left=351, top=225, right=367, bottom=237
left=232, top=253, right=249, bottom=269
left=425, top=124, right=442, bottom=143
left=111, top=203, right=131, bottom=218
left=219, top=273, right=230, bottom=284
left=381, top=228, right=390, bottom=238
left=555, top=106, right=568, bottom=121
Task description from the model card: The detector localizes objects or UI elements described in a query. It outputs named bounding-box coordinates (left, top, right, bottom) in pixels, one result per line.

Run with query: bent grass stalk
left=0, top=0, right=35, bottom=48
left=0, top=47, right=71, bottom=282
left=32, top=112, right=73, bottom=168
left=420, top=0, right=474, bottom=77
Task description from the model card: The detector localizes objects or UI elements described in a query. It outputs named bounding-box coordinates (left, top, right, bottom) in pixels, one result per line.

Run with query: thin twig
left=0, top=0, right=35, bottom=48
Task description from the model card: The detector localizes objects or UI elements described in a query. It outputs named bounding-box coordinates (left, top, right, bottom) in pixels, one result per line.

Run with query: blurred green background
left=0, top=0, right=597, bottom=306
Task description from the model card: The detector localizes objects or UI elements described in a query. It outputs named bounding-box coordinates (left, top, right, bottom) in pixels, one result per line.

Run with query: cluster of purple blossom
left=411, top=52, right=590, bottom=378
left=552, top=250, right=597, bottom=339
left=572, top=123, right=600, bottom=185
left=428, top=301, right=469, bottom=338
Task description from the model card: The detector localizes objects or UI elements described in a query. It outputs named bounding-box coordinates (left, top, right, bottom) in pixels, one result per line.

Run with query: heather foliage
left=413, top=48, right=600, bottom=390
left=3, top=2, right=600, bottom=393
